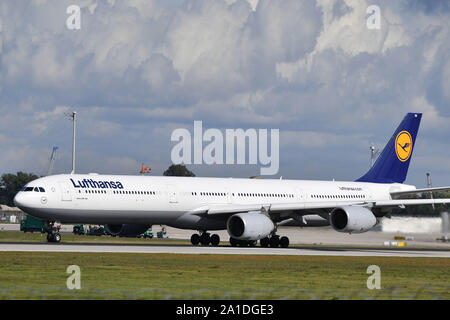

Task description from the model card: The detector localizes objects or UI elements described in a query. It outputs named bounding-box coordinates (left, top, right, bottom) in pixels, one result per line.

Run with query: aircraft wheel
left=269, top=235, right=280, bottom=248
left=248, top=240, right=257, bottom=247
left=280, top=236, right=289, bottom=248
left=54, top=233, right=61, bottom=243
left=260, top=237, right=269, bottom=247
left=190, top=234, right=200, bottom=246
left=236, top=240, right=247, bottom=247
left=200, top=233, right=211, bottom=246
left=210, top=234, right=220, bottom=246
left=229, top=237, right=238, bottom=247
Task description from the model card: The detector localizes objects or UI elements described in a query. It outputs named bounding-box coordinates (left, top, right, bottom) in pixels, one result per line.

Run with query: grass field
left=0, top=251, right=448, bottom=300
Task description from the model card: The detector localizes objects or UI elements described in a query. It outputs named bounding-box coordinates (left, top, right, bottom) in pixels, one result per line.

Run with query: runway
left=0, top=242, right=448, bottom=258
left=2, top=221, right=449, bottom=257
left=3, top=222, right=449, bottom=248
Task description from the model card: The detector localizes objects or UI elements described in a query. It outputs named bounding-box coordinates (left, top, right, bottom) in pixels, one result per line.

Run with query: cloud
left=276, top=0, right=412, bottom=81
left=442, top=59, right=450, bottom=103
left=0, top=145, right=50, bottom=176
left=405, top=0, right=450, bottom=14
left=410, top=95, right=450, bottom=131
left=0, top=0, right=449, bottom=187
left=280, top=130, right=368, bottom=149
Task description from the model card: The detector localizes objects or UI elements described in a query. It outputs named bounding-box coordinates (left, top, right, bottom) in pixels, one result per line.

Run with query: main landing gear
left=46, top=221, right=61, bottom=243
left=190, top=232, right=290, bottom=248
left=229, top=235, right=290, bottom=248
left=229, top=238, right=257, bottom=247
left=260, top=235, right=290, bottom=248
left=190, top=232, right=221, bottom=246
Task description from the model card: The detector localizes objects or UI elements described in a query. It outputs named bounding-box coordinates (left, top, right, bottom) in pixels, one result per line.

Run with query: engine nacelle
left=105, top=224, right=150, bottom=237
left=227, top=212, right=275, bottom=240
left=330, top=206, right=377, bottom=234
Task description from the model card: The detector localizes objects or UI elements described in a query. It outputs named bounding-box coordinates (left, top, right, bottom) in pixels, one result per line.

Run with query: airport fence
left=0, top=284, right=448, bottom=300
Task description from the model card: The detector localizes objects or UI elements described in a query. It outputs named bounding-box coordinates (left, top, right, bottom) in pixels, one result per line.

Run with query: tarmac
left=0, top=223, right=449, bottom=258
left=0, top=242, right=448, bottom=257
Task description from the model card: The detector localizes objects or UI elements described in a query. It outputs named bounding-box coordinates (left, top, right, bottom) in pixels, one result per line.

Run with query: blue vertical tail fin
left=356, top=113, right=422, bottom=184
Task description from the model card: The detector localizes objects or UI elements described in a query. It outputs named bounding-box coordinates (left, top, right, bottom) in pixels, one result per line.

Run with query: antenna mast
left=427, top=173, right=435, bottom=210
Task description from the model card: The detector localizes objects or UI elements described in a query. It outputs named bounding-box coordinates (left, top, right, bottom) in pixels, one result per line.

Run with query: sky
left=0, top=0, right=449, bottom=187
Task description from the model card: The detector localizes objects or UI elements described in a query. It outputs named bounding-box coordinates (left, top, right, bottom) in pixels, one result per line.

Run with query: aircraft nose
left=14, top=193, right=26, bottom=208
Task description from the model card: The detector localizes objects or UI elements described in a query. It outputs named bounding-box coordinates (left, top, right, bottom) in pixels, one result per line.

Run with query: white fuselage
left=14, top=173, right=416, bottom=230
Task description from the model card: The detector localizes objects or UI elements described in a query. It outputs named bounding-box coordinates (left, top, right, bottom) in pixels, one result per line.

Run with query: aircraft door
left=365, top=187, right=373, bottom=200
left=295, top=188, right=305, bottom=201
left=225, top=187, right=232, bottom=204
left=59, top=182, right=72, bottom=201
left=167, top=185, right=178, bottom=203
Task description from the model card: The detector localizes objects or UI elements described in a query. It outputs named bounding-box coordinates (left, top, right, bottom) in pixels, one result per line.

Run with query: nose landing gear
left=46, top=221, right=61, bottom=243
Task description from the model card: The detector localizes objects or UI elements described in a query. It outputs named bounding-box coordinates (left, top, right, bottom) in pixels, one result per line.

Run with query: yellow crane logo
left=395, top=131, right=413, bottom=162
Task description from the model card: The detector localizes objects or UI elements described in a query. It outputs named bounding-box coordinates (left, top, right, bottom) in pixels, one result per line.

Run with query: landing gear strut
left=190, top=232, right=220, bottom=246
left=46, top=221, right=61, bottom=243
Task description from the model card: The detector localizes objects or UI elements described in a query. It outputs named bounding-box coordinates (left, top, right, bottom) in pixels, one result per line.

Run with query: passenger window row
left=311, top=194, right=365, bottom=199
left=78, top=190, right=158, bottom=195
left=197, top=192, right=226, bottom=196
left=191, top=192, right=295, bottom=198
left=113, top=190, right=157, bottom=195
left=237, top=193, right=294, bottom=198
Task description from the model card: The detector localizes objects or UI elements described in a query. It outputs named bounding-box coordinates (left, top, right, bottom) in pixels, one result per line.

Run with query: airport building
left=0, top=205, right=25, bottom=223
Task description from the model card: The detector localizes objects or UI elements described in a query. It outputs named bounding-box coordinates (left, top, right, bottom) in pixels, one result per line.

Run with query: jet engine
left=105, top=224, right=150, bottom=237
left=227, top=212, right=275, bottom=240
left=330, top=206, right=377, bottom=233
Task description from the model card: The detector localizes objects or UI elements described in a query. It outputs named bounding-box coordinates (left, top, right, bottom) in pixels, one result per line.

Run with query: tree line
left=0, top=172, right=39, bottom=206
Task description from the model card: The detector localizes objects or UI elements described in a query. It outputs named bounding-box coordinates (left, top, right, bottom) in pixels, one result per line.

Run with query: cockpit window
left=23, top=187, right=34, bottom=192
left=39, top=187, right=45, bottom=192
left=34, top=187, right=40, bottom=192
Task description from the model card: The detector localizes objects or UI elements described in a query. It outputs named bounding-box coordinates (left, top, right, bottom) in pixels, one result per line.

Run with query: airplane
left=13, top=112, right=450, bottom=246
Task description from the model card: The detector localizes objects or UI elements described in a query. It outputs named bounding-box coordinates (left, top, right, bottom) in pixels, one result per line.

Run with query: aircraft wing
left=390, top=186, right=450, bottom=197
left=374, top=198, right=450, bottom=207
left=193, top=201, right=360, bottom=216
left=191, top=202, right=340, bottom=217
left=197, top=198, right=450, bottom=216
